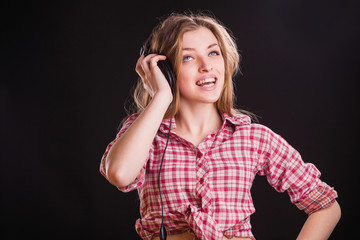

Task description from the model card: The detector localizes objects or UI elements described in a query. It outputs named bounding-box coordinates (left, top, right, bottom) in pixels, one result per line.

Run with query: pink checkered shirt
left=100, top=113, right=337, bottom=240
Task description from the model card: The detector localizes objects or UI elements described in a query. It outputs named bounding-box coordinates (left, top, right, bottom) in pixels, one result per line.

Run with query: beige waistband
left=152, top=230, right=252, bottom=240
left=152, top=230, right=195, bottom=240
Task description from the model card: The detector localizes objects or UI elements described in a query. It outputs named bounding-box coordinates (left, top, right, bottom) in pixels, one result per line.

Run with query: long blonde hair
left=131, top=12, right=254, bottom=119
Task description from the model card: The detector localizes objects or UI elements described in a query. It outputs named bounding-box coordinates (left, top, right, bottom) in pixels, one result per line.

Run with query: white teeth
left=196, top=78, right=216, bottom=86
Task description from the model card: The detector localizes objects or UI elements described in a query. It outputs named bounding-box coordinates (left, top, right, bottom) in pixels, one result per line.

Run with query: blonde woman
left=100, top=12, right=340, bottom=240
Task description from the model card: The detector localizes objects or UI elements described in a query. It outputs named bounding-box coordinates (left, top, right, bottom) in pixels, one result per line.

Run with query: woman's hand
left=135, top=54, right=173, bottom=102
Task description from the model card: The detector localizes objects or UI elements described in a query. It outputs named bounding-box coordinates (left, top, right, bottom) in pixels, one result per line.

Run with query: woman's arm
left=253, top=125, right=340, bottom=239
left=104, top=54, right=173, bottom=188
left=297, top=200, right=341, bottom=240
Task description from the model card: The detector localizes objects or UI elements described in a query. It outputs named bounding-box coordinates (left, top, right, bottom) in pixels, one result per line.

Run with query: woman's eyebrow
left=182, top=43, right=219, bottom=51
left=207, top=43, right=219, bottom=49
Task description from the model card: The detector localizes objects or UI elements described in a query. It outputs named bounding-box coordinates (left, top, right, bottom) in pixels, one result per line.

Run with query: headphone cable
left=158, top=97, right=175, bottom=240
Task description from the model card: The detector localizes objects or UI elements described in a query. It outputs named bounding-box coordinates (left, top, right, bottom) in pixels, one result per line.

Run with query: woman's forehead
left=182, top=27, right=219, bottom=49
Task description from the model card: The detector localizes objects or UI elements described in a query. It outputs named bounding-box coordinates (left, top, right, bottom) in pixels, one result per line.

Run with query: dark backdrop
left=2, top=0, right=359, bottom=239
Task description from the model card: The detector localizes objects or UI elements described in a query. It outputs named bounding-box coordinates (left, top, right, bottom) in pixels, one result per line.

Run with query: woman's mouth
left=195, top=77, right=217, bottom=88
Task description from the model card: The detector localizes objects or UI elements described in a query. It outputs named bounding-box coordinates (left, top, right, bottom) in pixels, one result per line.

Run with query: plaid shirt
left=100, top=113, right=337, bottom=240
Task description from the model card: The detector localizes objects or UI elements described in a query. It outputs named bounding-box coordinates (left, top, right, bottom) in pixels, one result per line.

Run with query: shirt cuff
left=295, top=181, right=338, bottom=215
left=118, top=166, right=146, bottom=192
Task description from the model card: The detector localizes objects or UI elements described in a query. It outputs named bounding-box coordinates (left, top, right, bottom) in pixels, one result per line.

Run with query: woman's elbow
left=315, top=200, right=341, bottom=225
left=332, top=200, right=341, bottom=223
left=324, top=200, right=341, bottom=232
left=105, top=163, right=134, bottom=188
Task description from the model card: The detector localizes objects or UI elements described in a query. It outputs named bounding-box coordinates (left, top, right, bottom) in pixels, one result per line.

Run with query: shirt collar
left=222, top=112, right=252, bottom=126
left=159, top=112, right=251, bottom=133
left=159, top=116, right=177, bottom=133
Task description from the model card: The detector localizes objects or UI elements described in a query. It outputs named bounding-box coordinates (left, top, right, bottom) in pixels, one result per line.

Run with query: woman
left=100, top=12, right=340, bottom=240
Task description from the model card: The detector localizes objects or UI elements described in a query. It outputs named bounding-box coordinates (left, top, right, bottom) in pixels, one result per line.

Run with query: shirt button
left=199, top=178, right=204, bottom=184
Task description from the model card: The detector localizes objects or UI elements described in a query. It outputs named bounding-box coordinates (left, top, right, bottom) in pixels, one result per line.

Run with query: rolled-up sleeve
left=295, top=181, right=337, bottom=214
left=255, top=124, right=338, bottom=214
left=99, top=113, right=147, bottom=192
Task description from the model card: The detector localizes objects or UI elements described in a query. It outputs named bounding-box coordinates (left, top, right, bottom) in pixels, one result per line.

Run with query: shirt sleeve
left=99, top=113, right=147, bottom=192
left=254, top=124, right=338, bottom=214
left=295, top=181, right=338, bottom=214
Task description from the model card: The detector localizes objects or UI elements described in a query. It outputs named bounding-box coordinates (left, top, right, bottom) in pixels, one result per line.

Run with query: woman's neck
left=174, top=101, right=222, bottom=146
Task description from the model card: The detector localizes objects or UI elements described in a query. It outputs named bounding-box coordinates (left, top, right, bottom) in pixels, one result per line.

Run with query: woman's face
left=177, top=27, right=225, bottom=106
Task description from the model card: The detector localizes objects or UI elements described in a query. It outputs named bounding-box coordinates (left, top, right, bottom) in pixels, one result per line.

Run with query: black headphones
left=140, top=40, right=176, bottom=240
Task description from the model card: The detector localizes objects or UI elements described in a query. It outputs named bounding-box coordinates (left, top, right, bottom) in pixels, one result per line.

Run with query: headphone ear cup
left=157, top=60, right=176, bottom=96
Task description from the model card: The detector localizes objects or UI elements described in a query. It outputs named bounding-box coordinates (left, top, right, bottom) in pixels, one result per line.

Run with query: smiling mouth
left=196, top=78, right=216, bottom=87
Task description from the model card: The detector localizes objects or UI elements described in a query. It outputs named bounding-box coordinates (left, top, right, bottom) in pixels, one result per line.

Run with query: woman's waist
left=137, top=209, right=254, bottom=240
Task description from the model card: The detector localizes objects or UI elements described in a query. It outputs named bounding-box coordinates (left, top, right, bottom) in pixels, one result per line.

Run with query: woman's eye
left=209, top=51, right=220, bottom=56
left=183, top=56, right=193, bottom=62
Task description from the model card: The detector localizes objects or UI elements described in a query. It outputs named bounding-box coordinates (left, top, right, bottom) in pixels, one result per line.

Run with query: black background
left=2, top=0, right=359, bottom=239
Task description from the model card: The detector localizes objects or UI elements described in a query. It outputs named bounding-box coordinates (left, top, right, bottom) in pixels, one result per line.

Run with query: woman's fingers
left=135, top=53, right=169, bottom=97
left=149, top=55, right=167, bottom=70
left=138, top=54, right=167, bottom=75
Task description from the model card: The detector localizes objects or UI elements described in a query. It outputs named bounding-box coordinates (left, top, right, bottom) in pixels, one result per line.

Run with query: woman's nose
left=198, top=58, right=213, bottom=72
